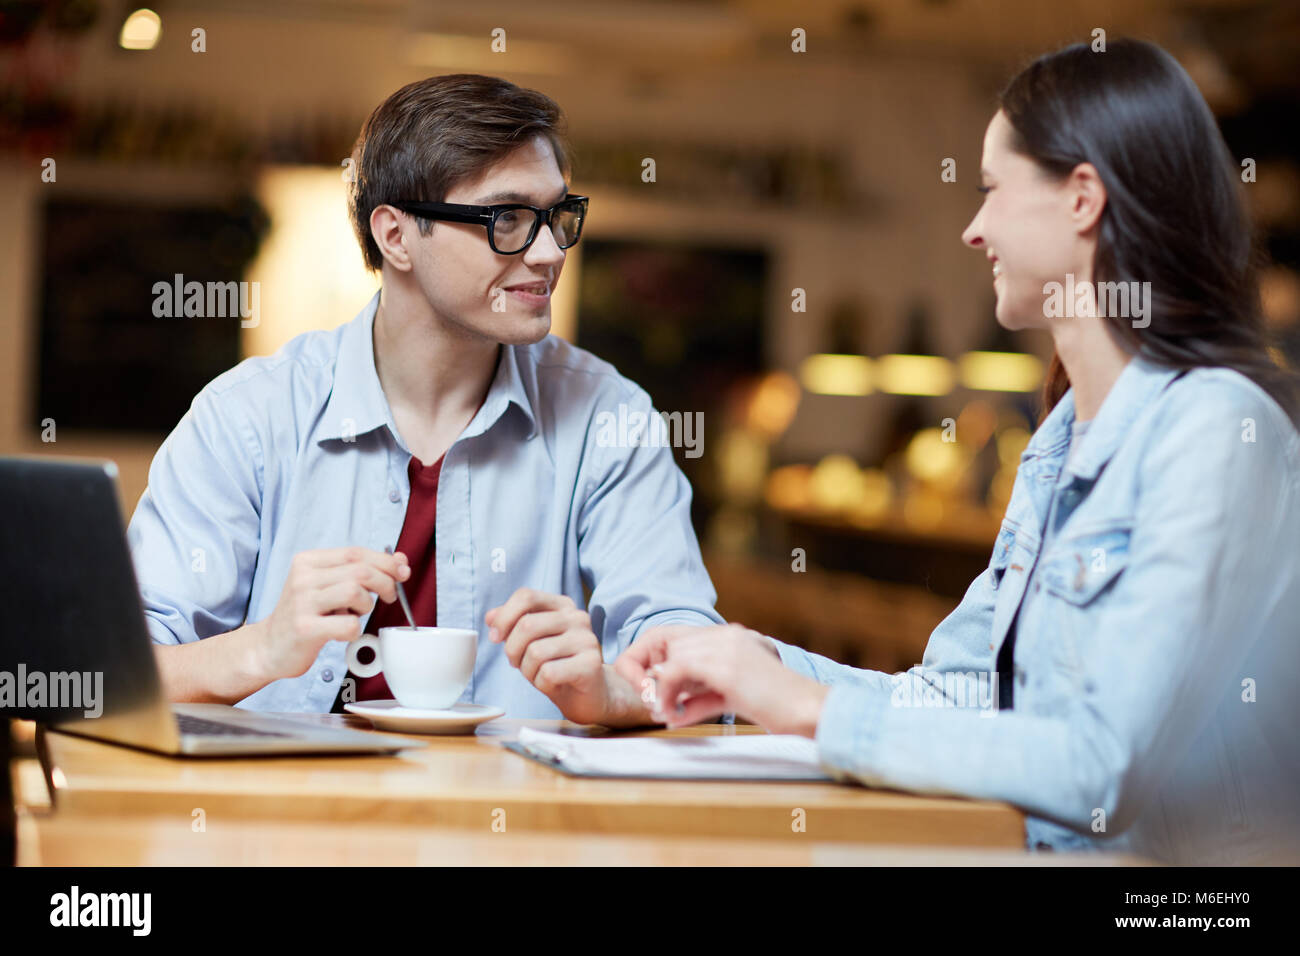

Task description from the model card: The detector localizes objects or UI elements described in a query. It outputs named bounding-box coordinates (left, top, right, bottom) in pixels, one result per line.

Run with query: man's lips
left=504, top=281, right=550, bottom=294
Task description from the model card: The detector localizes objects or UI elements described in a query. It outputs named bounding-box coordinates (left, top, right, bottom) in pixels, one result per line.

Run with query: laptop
left=0, top=454, right=414, bottom=756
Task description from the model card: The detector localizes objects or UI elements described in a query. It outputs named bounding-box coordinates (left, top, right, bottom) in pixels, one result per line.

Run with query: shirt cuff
left=632, top=608, right=724, bottom=640
left=143, top=616, right=183, bottom=646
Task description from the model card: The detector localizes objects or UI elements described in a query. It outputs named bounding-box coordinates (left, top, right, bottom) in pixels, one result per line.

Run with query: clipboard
left=502, top=728, right=833, bottom=782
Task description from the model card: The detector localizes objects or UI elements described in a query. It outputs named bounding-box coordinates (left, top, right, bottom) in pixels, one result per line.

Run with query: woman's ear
left=1067, top=162, right=1107, bottom=235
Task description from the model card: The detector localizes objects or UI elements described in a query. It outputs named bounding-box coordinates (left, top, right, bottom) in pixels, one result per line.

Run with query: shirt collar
left=317, top=290, right=539, bottom=447
left=1023, top=352, right=1184, bottom=480
left=464, top=333, right=539, bottom=442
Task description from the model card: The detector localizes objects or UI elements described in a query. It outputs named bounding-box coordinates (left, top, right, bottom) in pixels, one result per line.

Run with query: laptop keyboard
left=176, top=713, right=288, bottom=738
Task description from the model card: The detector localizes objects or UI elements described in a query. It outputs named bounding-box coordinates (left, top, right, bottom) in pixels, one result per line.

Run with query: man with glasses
left=127, top=74, right=723, bottom=723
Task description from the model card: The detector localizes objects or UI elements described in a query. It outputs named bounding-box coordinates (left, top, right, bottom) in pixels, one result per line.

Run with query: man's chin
left=492, top=311, right=552, bottom=346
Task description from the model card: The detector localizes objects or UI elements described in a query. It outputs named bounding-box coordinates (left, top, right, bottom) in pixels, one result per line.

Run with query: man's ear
left=370, top=205, right=413, bottom=272
left=1067, top=162, right=1107, bottom=235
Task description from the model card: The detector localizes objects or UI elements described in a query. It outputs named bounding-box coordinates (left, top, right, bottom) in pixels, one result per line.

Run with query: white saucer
left=344, top=700, right=505, bottom=735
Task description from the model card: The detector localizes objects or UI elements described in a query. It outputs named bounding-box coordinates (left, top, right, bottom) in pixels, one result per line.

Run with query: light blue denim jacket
left=126, top=290, right=723, bottom=716
left=774, top=354, right=1300, bottom=864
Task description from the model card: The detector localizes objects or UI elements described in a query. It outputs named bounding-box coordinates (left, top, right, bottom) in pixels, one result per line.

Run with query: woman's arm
left=812, top=381, right=1297, bottom=835
left=652, top=378, right=1298, bottom=841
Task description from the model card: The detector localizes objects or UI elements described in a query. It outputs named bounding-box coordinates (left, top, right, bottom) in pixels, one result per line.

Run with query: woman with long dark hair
left=617, top=38, right=1300, bottom=864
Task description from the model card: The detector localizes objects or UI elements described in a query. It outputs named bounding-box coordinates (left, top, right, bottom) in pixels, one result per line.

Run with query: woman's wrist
left=792, top=679, right=831, bottom=738
left=763, top=672, right=830, bottom=738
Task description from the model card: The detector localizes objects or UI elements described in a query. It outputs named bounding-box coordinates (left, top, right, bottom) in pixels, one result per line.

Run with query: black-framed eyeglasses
left=391, top=193, right=588, bottom=255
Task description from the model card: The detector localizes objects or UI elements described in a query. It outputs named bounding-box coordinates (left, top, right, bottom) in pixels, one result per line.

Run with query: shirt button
left=322, top=669, right=334, bottom=682
left=388, top=489, right=401, bottom=503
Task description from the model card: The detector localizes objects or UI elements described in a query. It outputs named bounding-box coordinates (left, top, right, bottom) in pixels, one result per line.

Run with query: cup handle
left=346, top=634, right=382, bottom=678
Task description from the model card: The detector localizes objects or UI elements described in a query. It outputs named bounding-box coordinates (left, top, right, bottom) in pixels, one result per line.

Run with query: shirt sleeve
left=574, top=385, right=725, bottom=658
left=811, top=382, right=1297, bottom=838
left=125, top=383, right=264, bottom=646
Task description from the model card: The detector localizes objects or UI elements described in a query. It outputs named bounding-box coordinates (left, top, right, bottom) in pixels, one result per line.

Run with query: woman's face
left=962, top=110, right=1085, bottom=331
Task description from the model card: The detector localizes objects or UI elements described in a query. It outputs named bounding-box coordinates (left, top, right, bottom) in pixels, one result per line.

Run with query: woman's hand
left=631, top=624, right=830, bottom=737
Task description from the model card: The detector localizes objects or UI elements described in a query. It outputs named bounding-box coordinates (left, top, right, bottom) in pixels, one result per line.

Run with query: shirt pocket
left=1036, top=522, right=1133, bottom=675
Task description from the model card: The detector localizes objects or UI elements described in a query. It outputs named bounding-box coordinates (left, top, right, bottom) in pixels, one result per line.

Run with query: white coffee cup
left=346, top=626, right=477, bottom=710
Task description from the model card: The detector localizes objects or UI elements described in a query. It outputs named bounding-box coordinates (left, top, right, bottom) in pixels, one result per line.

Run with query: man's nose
left=525, top=224, right=566, bottom=265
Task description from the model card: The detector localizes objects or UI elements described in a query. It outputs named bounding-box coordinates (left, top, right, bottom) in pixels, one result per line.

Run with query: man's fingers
left=327, top=562, right=403, bottom=604
left=518, top=631, right=591, bottom=682
left=303, top=546, right=410, bottom=581
left=532, top=649, right=603, bottom=696
left=503, top=610, right=581, bottom=666
left=308, top=612, right=363, bottom=645
left=487, top=588, right=572, bottom=643
left=312, top=579, right=375, bottom=617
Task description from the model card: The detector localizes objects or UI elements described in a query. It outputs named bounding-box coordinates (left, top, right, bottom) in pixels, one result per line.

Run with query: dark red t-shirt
left=331, top=453, right=443, bottom=711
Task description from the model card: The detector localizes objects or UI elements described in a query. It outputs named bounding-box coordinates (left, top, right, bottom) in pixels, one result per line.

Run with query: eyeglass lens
left=492, top=201, right=584, bottom=253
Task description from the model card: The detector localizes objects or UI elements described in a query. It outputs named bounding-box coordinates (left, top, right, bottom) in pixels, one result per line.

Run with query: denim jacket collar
left=317, top=289, right=538, bottom=446
left=1021, top=353, right=1184, bottom=481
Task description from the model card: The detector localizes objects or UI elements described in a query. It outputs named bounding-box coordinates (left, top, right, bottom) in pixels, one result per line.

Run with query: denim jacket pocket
left=1039, top=524, right=1132, bottom=605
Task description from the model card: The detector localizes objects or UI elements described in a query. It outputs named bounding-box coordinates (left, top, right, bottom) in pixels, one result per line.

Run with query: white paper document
left=510, top=727, right=833, bottom=781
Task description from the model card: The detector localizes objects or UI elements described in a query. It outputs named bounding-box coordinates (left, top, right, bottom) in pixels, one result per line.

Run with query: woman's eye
left=976, top=185, right=993, bottom=194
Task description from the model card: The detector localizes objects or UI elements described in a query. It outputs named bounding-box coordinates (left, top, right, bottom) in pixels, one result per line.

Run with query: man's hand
left=254, top=546, right=410, bottom=683
left=486, top=588, right=648, bottom=726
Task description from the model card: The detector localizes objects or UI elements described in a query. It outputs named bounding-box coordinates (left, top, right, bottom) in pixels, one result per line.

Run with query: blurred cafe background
left=3, top=0, right=1299, bottom=673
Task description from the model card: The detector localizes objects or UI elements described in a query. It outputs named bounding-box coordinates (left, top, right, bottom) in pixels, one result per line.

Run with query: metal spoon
left=384, top=545, right=417, bottom=628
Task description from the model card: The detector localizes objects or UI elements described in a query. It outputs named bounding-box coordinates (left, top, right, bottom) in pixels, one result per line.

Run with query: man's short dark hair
left=348, top=73, right=571, bottom=272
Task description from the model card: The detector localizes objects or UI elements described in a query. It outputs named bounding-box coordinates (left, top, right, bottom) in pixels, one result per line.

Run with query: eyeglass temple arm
left=395, top=203, right=492, bottom=225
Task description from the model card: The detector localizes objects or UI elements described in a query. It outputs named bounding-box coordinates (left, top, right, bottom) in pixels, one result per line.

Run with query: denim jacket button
left=388, top=489, right=401, bottom=503
left=322, top=668, right=334, bottom=682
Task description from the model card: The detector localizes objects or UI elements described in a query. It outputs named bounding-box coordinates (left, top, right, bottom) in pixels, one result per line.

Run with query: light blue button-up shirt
left=775, top=355, right=1300, bottom=864
left=127, top=290, right=723, bottom=716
